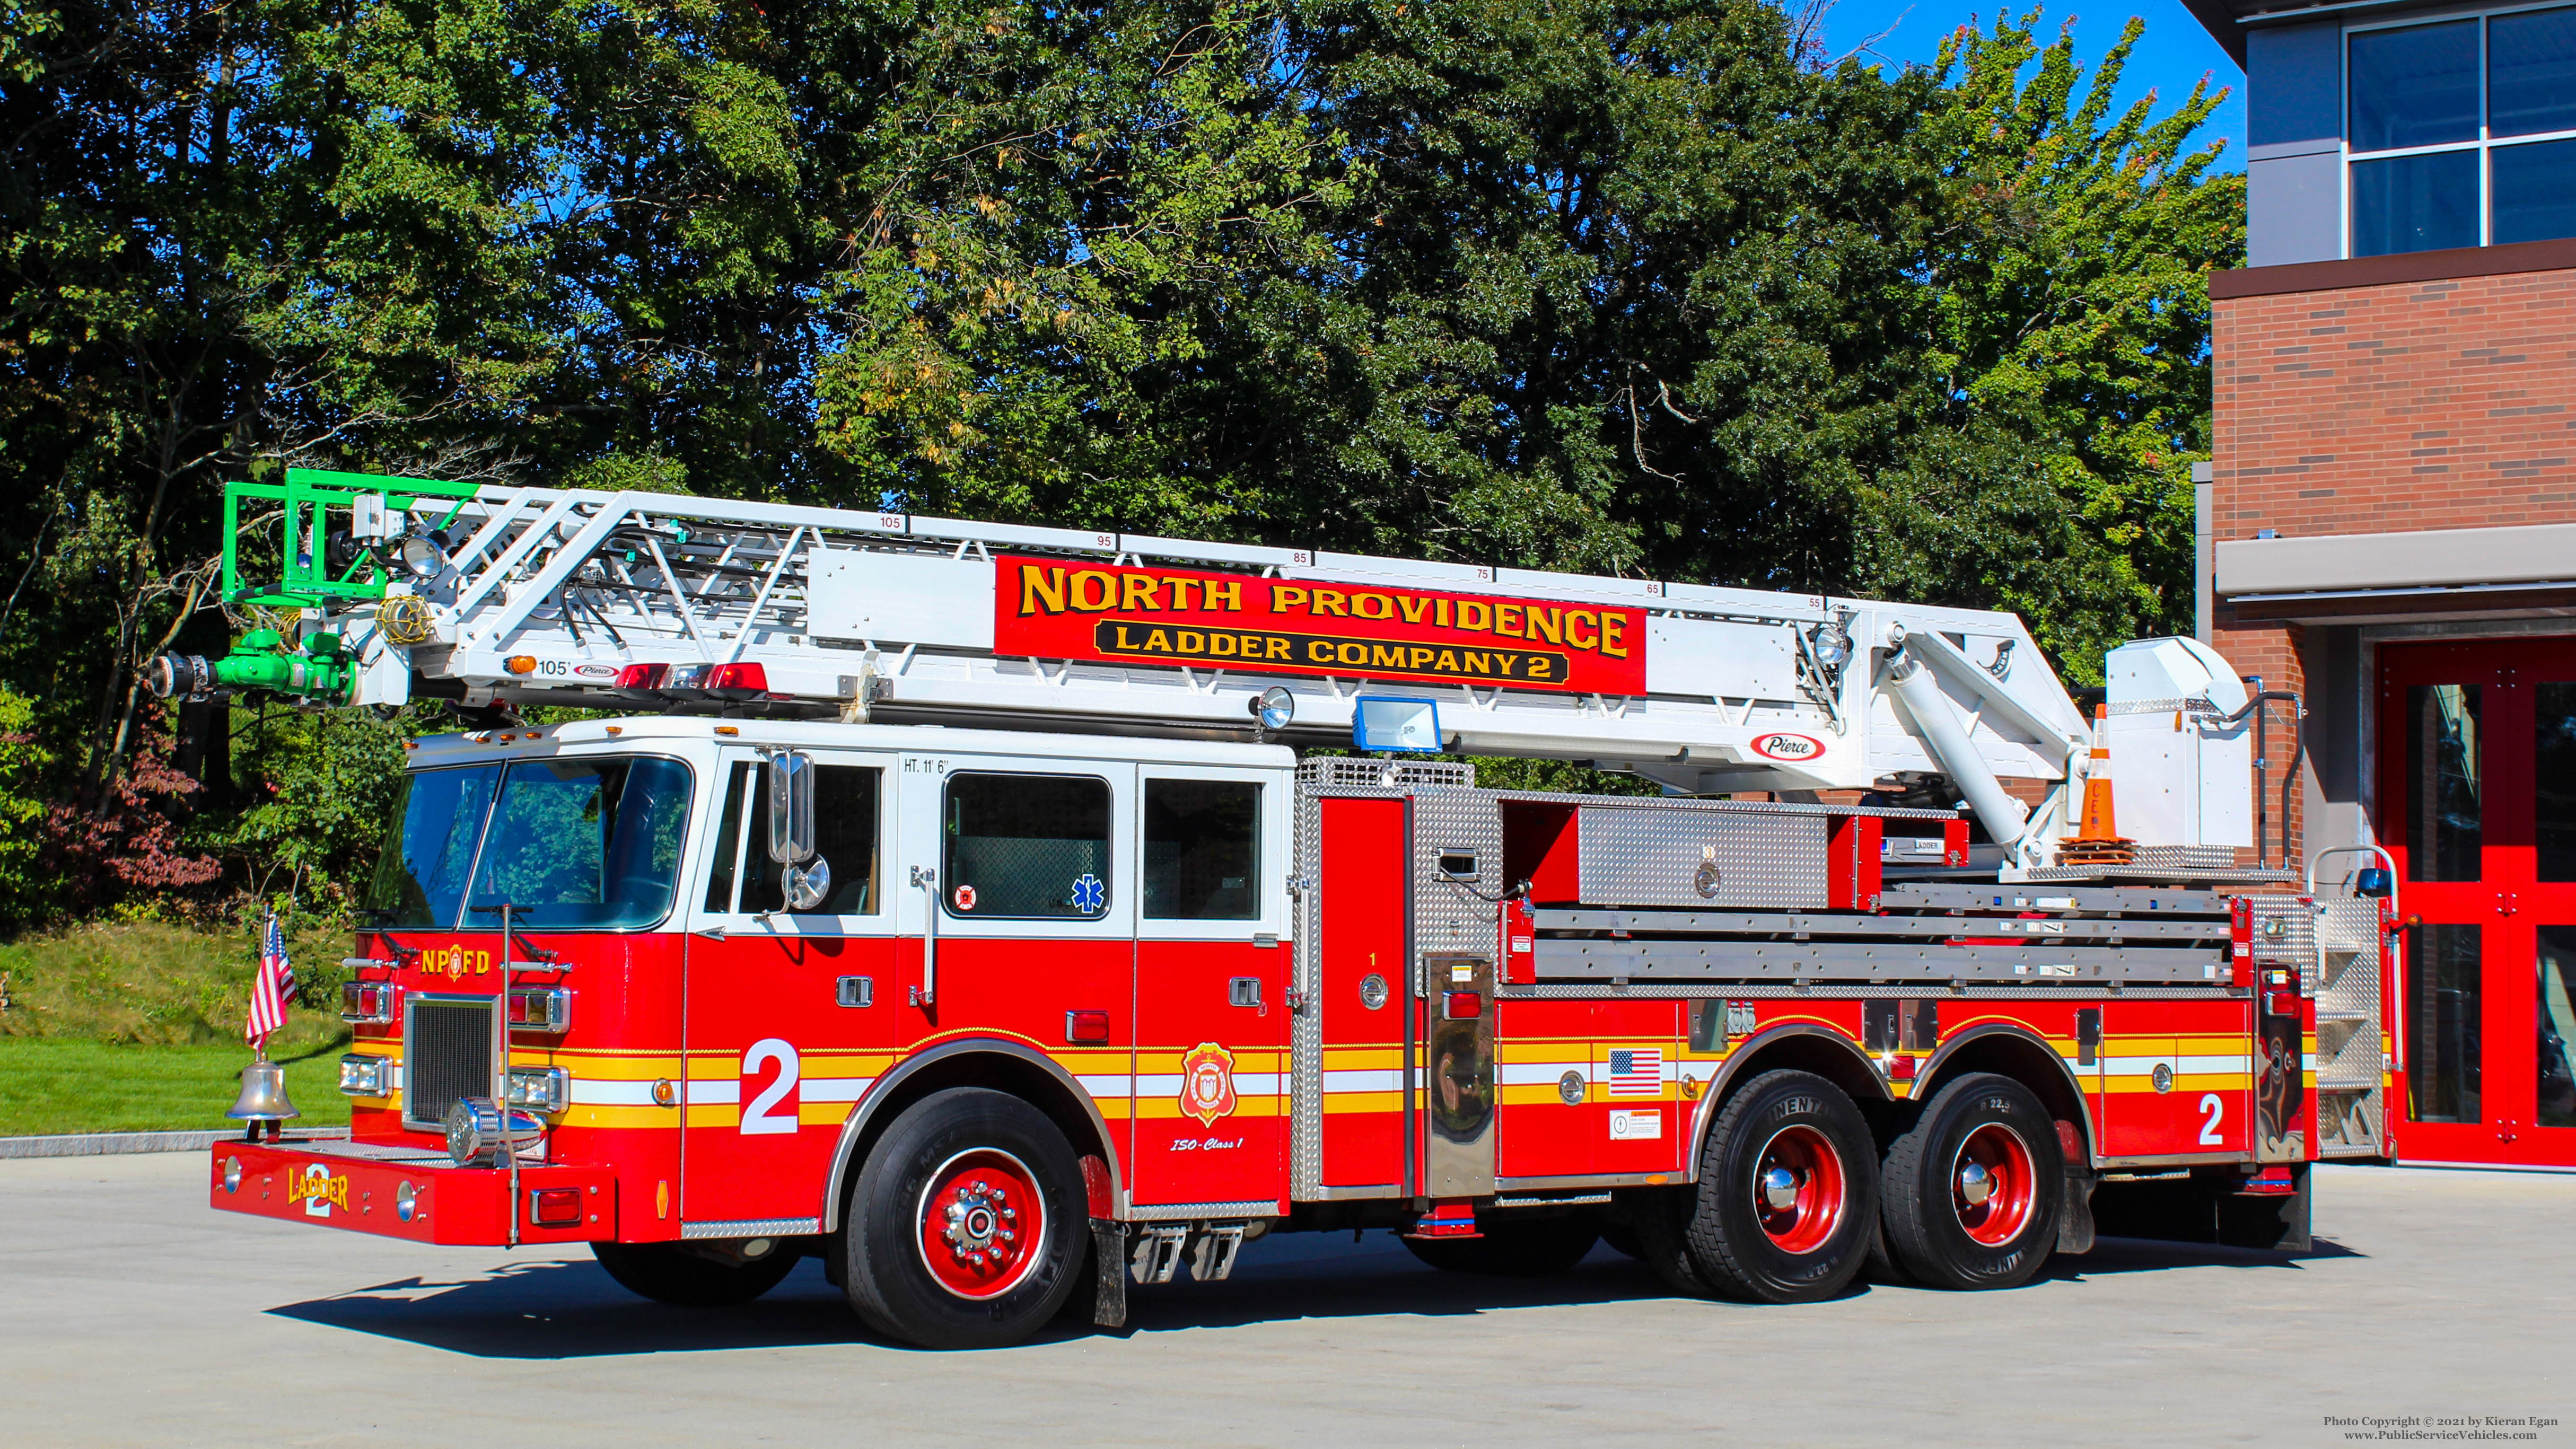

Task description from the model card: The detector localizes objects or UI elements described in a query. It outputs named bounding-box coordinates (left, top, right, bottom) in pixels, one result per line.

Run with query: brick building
left=2187, top=0, right=2576, bottom=1168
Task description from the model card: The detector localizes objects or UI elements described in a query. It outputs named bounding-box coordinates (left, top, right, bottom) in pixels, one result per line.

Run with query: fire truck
left=169, top=469, right=2394, bottom=1349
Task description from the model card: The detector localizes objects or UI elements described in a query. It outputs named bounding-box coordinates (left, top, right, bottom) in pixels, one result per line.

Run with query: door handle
left=910, top=865, right=937, bottom=1005
left=1228, top=977, right=1264, bottom=1012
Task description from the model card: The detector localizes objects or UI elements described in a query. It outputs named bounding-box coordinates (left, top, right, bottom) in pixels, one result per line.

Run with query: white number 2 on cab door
left=741, top=1039, right=801, bottom=1135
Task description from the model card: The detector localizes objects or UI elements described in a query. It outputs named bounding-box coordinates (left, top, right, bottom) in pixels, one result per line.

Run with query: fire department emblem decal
left=1179, top=1042, right=1238, bottom=1127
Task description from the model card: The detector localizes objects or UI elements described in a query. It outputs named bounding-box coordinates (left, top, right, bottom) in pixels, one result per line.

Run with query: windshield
left=363, top=766, right=503, bottom=929
left=362, top=757, right=693, bottom=930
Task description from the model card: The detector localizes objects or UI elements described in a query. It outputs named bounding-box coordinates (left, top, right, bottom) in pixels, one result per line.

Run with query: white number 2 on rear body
left=742, top=1038, right=801, bottom=1135
left=2198, top=1092, right=2225, bottom=1146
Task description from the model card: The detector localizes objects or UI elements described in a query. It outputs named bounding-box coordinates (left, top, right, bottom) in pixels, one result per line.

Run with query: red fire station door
left=2381, top=638, right=2576, bottom=1169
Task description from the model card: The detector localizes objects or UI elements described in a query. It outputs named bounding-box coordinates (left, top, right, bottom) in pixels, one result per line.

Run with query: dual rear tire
left=1629, top=1069, right=2061, bottom=1303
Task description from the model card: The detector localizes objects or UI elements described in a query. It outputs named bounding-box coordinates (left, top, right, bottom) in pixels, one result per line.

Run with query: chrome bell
left=226, top=1059, right=301, bottom=1126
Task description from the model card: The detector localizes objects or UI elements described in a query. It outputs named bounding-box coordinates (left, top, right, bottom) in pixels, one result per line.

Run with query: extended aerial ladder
left=155, top=468, right=2262, bottom=874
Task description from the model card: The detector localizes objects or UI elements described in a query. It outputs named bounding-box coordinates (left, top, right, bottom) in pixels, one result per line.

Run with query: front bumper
left=208, top=1139, right=618, bottom=1246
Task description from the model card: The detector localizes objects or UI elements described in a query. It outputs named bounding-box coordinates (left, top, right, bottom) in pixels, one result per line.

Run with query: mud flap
left=2217, top=1163, right=2311, bottom=1253
left=1090, top=1218, right=1128, bottom=1329
left=2057, top=1168, right=2097, bottom=1255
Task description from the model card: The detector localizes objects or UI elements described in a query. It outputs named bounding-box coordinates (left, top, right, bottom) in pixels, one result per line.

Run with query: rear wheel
left=591, top=1240, right=799, bottom=1306
left=844, top=1087, right=1087, bottom=1349
left=1683, top=1069, right=1878, bottom=1303
left=1625, top=1185, right=1721, bottom=1296
left=1401, top=1216, right=1599, bottom=1276
left=1880, top=1072, right=2062, bottom=1290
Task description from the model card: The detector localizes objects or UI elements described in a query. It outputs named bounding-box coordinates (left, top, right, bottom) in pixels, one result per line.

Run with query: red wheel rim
left=916, top=1148, right=1046, bottom=1299
left=1750, top=1124, right=1847, bottom=1254
left=1950, top=1123, right=2038, bottom=1246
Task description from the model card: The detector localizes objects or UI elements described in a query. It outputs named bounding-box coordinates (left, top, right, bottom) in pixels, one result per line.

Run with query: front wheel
left=1682, top=1069, right=1879, bottom=1303
left=591, top=1240, right=799, bottom=1306
left=843, top=1087, right=1087, bottom=1349
left=1879, top=1072, right=2063, bottom=1290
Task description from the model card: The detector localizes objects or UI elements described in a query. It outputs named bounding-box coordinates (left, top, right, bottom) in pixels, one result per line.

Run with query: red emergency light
left=613, top=663, right=669, bottom=690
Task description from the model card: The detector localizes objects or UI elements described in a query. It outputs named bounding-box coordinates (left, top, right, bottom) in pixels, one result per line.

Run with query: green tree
left=1855, top=11, right=2241, bottom=677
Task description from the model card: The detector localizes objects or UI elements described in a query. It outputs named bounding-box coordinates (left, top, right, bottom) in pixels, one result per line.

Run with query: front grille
left=404, top=995, right=494, bottom=1131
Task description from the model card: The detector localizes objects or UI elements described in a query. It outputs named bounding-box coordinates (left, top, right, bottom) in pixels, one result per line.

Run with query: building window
left=2347, top=5, right=2576, bottom=256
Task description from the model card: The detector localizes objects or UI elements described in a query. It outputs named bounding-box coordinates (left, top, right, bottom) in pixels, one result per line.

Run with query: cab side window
left=703, top=761, right=881, bottom=915
left=1144, top=779, right=1259, bottom=920
left=944, top=772, right=1111, bottom=918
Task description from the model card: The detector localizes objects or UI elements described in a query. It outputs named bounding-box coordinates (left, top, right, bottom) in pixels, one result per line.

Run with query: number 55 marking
left=742, top=1038, right=801, bottom=1135
left=2198, top=1092, right=2225, bottom=1146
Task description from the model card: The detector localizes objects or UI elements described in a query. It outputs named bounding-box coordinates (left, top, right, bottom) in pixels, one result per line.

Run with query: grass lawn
left=0, top=918, right=358, bottom=1136
left=0, top=1037, right=353, bottom=1137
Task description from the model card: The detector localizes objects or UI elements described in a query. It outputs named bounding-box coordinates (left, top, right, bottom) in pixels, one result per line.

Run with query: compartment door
left=1316, top=796, right=1410, bottom=1190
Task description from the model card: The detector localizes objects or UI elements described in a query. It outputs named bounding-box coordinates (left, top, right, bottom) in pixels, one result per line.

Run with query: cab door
left=894, top=753, right=1136, bottom=1185
left=681, top=748, right=897, bottom=1228
left=1130, top=766, right=1291, bottom=1208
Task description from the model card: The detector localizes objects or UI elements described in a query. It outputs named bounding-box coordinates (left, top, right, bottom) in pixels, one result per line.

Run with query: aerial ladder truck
left=171, top=468, right=2393, bottom=1348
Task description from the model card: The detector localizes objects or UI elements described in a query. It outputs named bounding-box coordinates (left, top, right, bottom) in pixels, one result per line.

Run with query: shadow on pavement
left=265, top=1233, right=1687, bottom=1359
left=2039, top=1234, right=2365, bottom=1282
left=266, top=1227, right=2355, bottom=1359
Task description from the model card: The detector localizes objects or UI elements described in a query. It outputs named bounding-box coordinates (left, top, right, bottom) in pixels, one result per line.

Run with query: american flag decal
left=1606, top=1048, right=1662, bottom=1097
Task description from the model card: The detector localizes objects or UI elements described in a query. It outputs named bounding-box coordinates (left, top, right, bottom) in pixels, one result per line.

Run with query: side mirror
left=2354, top=867, right=2393, bottom=900
left=765, top=751, right=817, bottom=865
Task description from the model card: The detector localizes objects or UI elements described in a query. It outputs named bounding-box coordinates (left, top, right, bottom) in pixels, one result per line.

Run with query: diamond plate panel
left=1569, top=802, right=1826, bottom=910
left=1290, top=784, right=1329, bottom=1197
left=1296, top=759, right=1477, bottom=790
left=2313, top=897, right=2386, bottom=1155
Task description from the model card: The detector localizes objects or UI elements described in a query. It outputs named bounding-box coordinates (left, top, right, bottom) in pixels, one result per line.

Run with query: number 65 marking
left=2198, top=1092, right=2225, bottom=1146
left=742, top=1038, right=801, bottom=1135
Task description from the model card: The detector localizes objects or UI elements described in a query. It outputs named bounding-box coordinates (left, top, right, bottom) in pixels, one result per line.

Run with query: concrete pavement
left=2, top=1154, right=2568, bottom=1447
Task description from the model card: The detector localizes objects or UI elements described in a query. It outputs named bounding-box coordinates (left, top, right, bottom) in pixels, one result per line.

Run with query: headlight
left=503, top=1065, right=571, bottom=1115
left=337, top=1054, right=392, bottom=1097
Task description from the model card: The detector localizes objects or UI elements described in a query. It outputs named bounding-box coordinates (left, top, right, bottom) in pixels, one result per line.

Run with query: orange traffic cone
left=2061, top=705, right=2135, bottom=865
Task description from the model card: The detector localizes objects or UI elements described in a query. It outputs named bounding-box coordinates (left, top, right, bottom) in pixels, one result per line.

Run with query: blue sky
left=1815, top=0, right=2248, bottom=170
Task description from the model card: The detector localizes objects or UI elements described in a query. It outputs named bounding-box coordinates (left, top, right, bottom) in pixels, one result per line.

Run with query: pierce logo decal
left=1750, top=732, right=1824, bottom=762
left=1179, top=1042, right=1238, bottom=1127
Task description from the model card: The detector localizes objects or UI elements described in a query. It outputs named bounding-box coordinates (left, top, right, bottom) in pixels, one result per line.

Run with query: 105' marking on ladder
left=743, top=1039, right=801, bottom=1135
left=2198, top=1092, right=2224, bottom=1145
